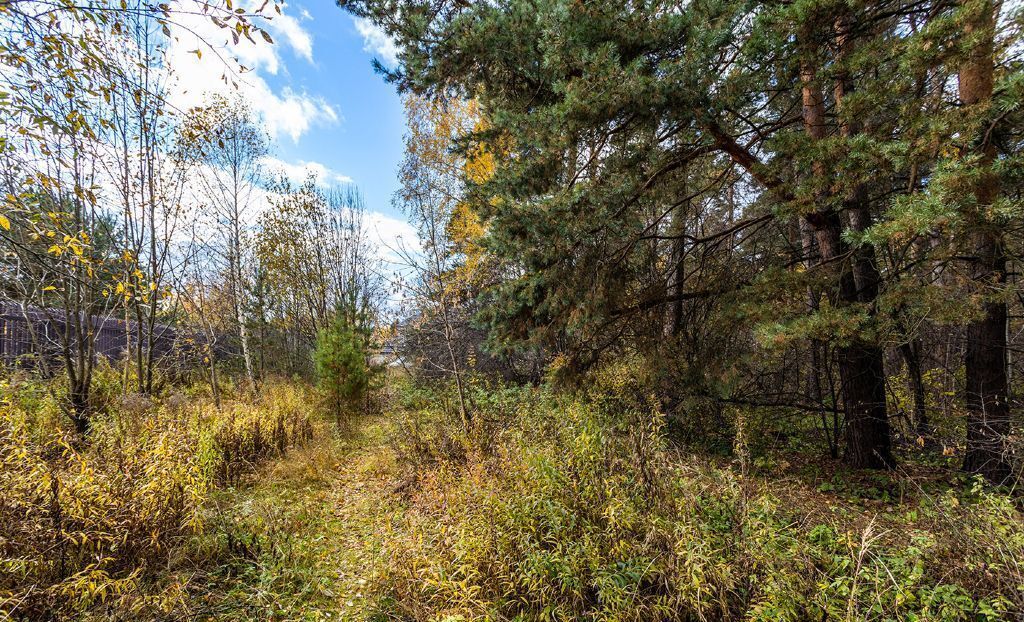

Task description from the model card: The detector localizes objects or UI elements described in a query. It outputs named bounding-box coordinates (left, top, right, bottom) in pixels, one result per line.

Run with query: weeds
left=0, top=374, right=317, bottom=619
left=3, top=365, right=1022, bottom=621
left=376, top=368, right=1024, bottom=621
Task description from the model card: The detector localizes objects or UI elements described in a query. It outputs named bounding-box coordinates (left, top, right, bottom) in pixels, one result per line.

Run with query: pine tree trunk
left=963, top=272, right=1010, bottom=482
left=963, top=226, right=1011, bottom=481
left=801, top=34, right=893, bottom=469
left=899, top=340, right=931, bottom=439
left=798, top=218, right=837, bottom=457
left=664, top=191, right=687, bottom=338
left=839, top=145, right=894, bottom=466
left=805, top=211, right=894, bottom=469
left=958, top=0, right=1012, bottom=484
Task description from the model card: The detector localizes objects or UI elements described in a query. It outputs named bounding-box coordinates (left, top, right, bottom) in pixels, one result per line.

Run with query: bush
left=377, top=373, right=1024, bottom=621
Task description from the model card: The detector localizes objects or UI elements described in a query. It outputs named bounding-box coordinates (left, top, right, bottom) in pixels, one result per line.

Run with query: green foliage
left=314, top=306, right=376, bottom=423
left=377, top=372, right=1024, bottom=621
left=347, top=0, right=1024, bottom=476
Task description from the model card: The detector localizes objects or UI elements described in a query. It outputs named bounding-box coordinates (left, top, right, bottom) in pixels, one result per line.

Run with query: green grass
left=182, top=414, right=405, bottom=621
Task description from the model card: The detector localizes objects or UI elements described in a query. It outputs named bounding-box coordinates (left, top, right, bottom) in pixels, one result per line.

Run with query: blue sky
left=264, top=2, right=406, bottom=219
left=166, top=0, right=414, bottom=248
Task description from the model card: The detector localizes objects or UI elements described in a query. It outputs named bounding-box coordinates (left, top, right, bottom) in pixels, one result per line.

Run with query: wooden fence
left=1, top=300, right=202, bottom=368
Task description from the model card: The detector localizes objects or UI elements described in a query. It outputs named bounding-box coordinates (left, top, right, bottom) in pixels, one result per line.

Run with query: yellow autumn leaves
left=402, top=95, right=501, bottom=301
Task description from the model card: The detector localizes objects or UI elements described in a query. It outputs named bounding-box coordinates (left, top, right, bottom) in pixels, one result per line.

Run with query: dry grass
left=0, top=375, right=317, bottom=620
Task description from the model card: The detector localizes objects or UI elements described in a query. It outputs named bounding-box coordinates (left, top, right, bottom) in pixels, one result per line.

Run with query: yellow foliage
left=0, top=376, right=317, bottom=619
left=402, top=95, right=505, bottom=302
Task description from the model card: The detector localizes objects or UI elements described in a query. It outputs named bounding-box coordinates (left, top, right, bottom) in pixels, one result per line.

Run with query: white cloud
left=352, top=16, right=400, bottom=67
left=365, top=210, right=416, bottom=264
left=261, top=156, right=353, bottom=186
left=165, top=0, right=337, bottom=143
left=260, top=6, right=313, bottom=63
left=257, top=86, right=339, bottom=143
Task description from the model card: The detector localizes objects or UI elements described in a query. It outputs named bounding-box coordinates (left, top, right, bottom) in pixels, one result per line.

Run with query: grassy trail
left=195, top=414, right=403, bottom=621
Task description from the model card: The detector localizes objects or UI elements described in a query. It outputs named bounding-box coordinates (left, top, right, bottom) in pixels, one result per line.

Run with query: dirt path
left=194, top=415, right=404, bottom=621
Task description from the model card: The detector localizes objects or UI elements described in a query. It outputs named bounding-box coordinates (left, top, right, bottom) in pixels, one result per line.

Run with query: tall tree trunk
left=801, top=28, right=893, bottom=469
left=805, top=210, right=894, bottom=468
left=232, top=221, right=258, bottom=393
left=798, top=217, right=837, bottom=457
left=958, top=0, right=1012, bottom=484
left=899, top=339, right=931, bottom=438
left=664, top=176, right=688, bottom=338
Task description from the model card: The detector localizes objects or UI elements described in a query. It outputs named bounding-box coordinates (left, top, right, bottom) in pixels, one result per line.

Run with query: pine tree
left=314, top=302, right=374, bottom=424
left=343, top=0, right=1023, bottom=474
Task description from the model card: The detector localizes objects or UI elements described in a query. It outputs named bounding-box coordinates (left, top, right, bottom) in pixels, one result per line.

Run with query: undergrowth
left=0, top=368, right=317, bottom=619
left=4, top=363, right=1023, bottom=621
left=376, top=365, right=1024, bottom=621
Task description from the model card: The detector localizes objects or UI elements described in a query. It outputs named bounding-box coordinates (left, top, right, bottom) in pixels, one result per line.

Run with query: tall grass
left=0, top=371, right=316, bottom=619
left=378, top=366, right=1024, bottom=621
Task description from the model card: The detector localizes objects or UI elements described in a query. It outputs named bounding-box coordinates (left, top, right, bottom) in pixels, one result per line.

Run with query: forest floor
left=151, top=380, right=1024, bottom=622
left=193, top=413, right=402, bottom=621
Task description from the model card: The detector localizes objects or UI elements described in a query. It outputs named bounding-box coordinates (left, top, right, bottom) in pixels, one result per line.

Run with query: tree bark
left=899, top=339, right=931, bottom=439
left=804, top=210, right=894, bottom=468
left=958, top=0, right=1012, bottom=484
left=665, top=174, right=688, bottom=338
left=798, top=217, right=836, bottom=457
left=232, top=208, right=258, bottom=393
left=801, top=26, right=893, bottom=469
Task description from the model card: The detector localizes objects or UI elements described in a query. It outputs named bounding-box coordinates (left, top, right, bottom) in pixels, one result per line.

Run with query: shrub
left=378, top=375, right=1024, bottom=621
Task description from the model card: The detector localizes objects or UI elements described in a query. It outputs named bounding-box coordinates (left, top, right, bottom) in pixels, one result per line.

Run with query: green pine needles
left=314, top=302, right=376, bottom=424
